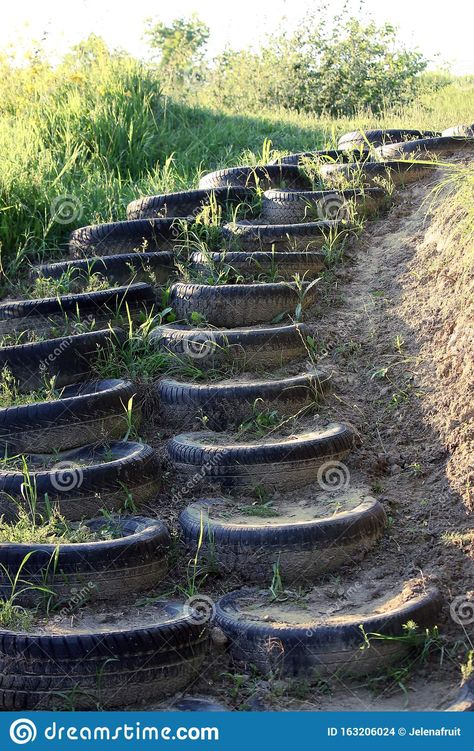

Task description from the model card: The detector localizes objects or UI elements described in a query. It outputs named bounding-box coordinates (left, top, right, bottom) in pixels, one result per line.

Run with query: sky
left=1, top=0, right=473, bottom=75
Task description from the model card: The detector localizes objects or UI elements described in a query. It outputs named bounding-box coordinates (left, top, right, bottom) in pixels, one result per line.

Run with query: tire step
left=150, top=322, right=311, bottom=371
left=179, top=491, right=386, bottom=583
left=157, top=370, right=328, bottom=431
left=167, top=423, right=355, bottom=492
left=214, top=581, right=442, bottom=677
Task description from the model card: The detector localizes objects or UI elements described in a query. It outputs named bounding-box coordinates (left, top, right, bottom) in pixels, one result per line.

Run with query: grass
left=1, top=44, right=474, bottom=288
left=0, top=506, right=113, bottom=545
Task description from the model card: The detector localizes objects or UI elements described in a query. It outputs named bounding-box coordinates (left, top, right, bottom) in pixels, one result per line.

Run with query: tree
left=144, top=15, right=210, bottom=94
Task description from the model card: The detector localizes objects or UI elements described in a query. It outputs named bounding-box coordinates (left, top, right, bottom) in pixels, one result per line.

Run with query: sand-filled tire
left=223, top=220, right=345, bottom=251
left=271, top=149, right=371, bottom=166
left=338, top=129, right=440, bottom=150
left=191, top=250, right=325, bottom=281
left=179, top=494, right=386, bottom=583
left=170, top=280, right=318, bottom=328
left=0, top=328, right=124, bottom=393
left=320, top=160, right=437, bottom=188
left=167, top=424, right=354, bottom=491
left=31, top=252, right=176, bottom=290
left=262, top=188, right=388, bottom=224
left=198, top=165, right=311, bottom=190
left=150, top=322, right=310, bottom=370
left=446, top=678, right=474, bottom=712
left=214, top=583, right=442, bottom=678
left=0, top=283, right=156, bottom=335
left=377, top=136, right=474, bottom=160
left=0, top=600, right=209, bottom=709
left=69, top=218, right=188, bottom=257
left=0, top=441, right=160, bottom=521
left=442, top=123, right=474, bottom=138
left=127, top=187, right=254, bottom=220
left=0, top=515, right=170, bottom=606
left=0, top=379, right=139, bottom=454
left=157, top=371, right=327, bottom=431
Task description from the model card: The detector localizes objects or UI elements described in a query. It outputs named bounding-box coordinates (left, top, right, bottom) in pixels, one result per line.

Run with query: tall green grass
left=0, top=42, right=473, bottom=285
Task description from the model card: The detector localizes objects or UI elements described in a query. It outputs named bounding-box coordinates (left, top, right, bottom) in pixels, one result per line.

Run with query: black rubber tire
left=446, top=678, right=474, bottom=712
left=262, top=188, right=388, bottom=223
left=69, top=218, right=188, bottom=257
left=191, top=250, right=325, bottom=281
left=377, top=136, right=474, bottom=160
left=31, top=252, right=176, bottom=290
left=0, top=328, right=124, bottom=393
left=442, top=123, right=474, bottom=138
left=167, top=424, right=354, bottom=491
left=0, top=601, right=209, bottom=709
left=0, top=379, right=139, bottom=454
left=223, top=220, right=345, bottom=251
left=179, top=495, right=386, bottom=583
left=320, top=160, right=437, bottom=188
left=0, top=515, right=170, bottom=606
left=338, top=129, right=440, bottom=150
left=0, top=440, right=160, bottom=521
left=0, top=283, right=156, bottom=335
left=170, top=280, right=318, bottom=327
left=198, top=165, right=311, bottom=190
left=214, top=584, right=442, bottom=678
left=127, top=187, right=254, bottom=220
left=150, top=322, right=310, bottom=370
left=157, top=371, right=328, bottom=431
left=271, top=149, right=370, bottom=165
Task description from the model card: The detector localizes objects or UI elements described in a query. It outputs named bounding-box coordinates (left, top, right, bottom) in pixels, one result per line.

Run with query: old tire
left=69, top=218, right=187, bottom=257
left=223, top=220, right=345, bottom=251
left=198, top=165, right=311, bottom=190
left=0, top=601, right=209, bottom=709
left=338, top=129, right=440, bottom=150
left=0, top=328, right=124, bottom=392
left=191, top=250, right=325, bottom=281
left=31, top=252, right=176, bottom=290
left=0, top=283, right=155, bottom=335
left=167, top=424, right=354, bottom=491
left=0, top=379, right=139, bottom=454
left=262, top=188, right=388, bottom=224
left=179, top=493, right=386, bottom=583
left=127, top=187, right=253, bottom=220
left=170, top=280, right=318, bottom=327
left=214, top=583, right=442, bottom=678
left=0, top=515, right=170, bottom=606
left=271, top=149, right=370, bottom=166
left=377, top=136, right=474, bottom=160
left=320, top=161, right=437, bottom=188
left=442, top=123, right=474, bottom=138
left=157, top=370, right=327, bottom=431
left=150, top=322, right=310, bottom=370
left=0, top=441, right=160, bottom=521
